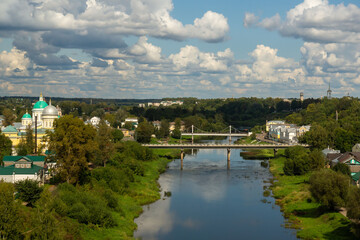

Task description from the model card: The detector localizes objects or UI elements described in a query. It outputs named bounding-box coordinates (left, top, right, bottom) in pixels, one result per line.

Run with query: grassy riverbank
left=269, top=153, right=356, bottom=239
left=81, top=149, right=180, bottom=239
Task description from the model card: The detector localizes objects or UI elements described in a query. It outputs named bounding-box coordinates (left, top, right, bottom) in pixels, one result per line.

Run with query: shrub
left=309, top=169, right=350, bottom=210
left=15, top=179, right=43, bottom=206
left=333, top=163, right=351, bottom=176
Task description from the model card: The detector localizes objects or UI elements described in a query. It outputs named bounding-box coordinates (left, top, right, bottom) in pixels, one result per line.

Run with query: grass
left=81, top=150, right=180, bottom=240
left=269, top=153, right=357, bottom=239
left=240, top=149, right=275, bottom=159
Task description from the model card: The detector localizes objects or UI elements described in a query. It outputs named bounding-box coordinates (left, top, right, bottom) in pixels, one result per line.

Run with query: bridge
left=142, top=143, right=308, bottom=149
left=143, top=143, right=309, bottom=170
left=182, top=125, right=249, bottom=142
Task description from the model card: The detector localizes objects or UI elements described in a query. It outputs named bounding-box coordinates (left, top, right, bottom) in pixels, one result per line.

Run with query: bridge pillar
left=229, top=125, right=232, bottom=142
left=181, top=149, right=184, bottom=170
left=191, top=125, right=194, bottom=144
left=227, top=148, right=231, bottom=170
left=273, top=148, right=278, bottom=157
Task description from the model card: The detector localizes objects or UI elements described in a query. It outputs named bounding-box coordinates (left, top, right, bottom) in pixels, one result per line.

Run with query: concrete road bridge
left=142, top=143, right=309, bottom=170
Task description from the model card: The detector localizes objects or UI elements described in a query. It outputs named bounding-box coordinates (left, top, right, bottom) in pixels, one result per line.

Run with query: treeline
left=131, top=97, right=320, bottom=128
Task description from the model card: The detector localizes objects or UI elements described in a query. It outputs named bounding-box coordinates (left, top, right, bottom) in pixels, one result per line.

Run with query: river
left=134, top=138, right=297, bottom=239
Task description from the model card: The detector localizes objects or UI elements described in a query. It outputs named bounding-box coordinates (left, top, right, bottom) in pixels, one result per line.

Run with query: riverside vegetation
left=0, top=115, right=180, bottom=239
left=269, top=148, right=360, bottom=239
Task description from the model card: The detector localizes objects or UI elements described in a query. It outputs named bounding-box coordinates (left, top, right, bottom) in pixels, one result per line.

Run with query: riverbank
left=269, top=153, right=357, bottom=239
left=81, top=149, right=180, bottom=239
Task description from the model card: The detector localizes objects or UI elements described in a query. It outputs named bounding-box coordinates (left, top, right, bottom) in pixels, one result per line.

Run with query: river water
left=134, top=138, right=297, bottom=240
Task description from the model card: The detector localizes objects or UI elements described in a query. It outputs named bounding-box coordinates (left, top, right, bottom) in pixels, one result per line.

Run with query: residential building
left=0, top=155, right=45, bottom=183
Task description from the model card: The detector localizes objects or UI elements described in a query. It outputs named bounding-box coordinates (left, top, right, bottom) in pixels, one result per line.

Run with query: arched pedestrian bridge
left=142, top=143, right=310, bottom=170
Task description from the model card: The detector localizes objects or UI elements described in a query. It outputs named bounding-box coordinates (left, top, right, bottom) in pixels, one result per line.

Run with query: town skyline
left=0, top=0, right=359, bottom=99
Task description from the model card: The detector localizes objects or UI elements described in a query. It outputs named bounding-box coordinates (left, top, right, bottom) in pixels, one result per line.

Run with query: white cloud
left=249, top=0, right=360, bottom=44
left=0, top=0, right=229, bottom=43
left=0, top=48, right=33, bottom=77
left=243, top=12, right=259, bottom=28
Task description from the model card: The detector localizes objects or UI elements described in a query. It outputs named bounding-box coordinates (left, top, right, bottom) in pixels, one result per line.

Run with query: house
left=266, top=120, right=285, bottom=132
left=327, top=152, right=360, bottom=175
left=121, top=117, right=138, bottom=129
left=0, top=155, right=45, bottom=183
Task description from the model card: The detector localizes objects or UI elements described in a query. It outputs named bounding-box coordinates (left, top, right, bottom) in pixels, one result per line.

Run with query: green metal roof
left=3, top=155, right=45, bottom=162
left=0, top=164, right=43, bottom=175
left=33, top=100, right=48, bottom=109
left=2, top=125, right=18, bottom=133
left=22, top=113, right=31, bottom=119
left=352, top=172, right=360, bottom=182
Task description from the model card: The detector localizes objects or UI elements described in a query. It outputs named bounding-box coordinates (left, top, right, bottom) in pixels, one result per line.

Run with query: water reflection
left=134, top=141, right=297, bottom=240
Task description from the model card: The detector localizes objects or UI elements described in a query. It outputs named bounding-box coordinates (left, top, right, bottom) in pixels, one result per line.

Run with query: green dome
left=33, top=101, right=48, bottom=109
left=22, top=113, right=31, bottom=119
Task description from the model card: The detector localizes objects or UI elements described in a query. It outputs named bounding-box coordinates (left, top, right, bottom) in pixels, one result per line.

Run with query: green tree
left=0, top=133, right=12, bottom=165
left=124, top=122, right=133, bottom=130
left=16, top=137, right=28, bottom=156
left=332, top=163, right=351, bottom=176
left=301, top=124, right=330, bottom=149
left=30, top=190, right=61, bottom=240
left=112, top=129, right=124, bottom=143
left=3, top=108, right=15, bottom=126
left=135, top=121, right=154, bottom=143
left=15, top=179, right=43, bottom=207
left=346, top=186, right=360, bottom=221
left=0, top=182, right=22, bottom=239
left=308, top=149, right=325, bottom=170
left=25, top=125, right=34, bottom=154
left=95, top=120, right=114, bottom=167
left=48, top=115, right=98, bottom=184
left=309, top=169, right=350, bottom=210
left=156, top=120, right=170, bottom=139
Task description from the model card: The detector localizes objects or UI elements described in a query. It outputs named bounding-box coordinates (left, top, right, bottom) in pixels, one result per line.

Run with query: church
left=2, top=93, right=62, bottom=153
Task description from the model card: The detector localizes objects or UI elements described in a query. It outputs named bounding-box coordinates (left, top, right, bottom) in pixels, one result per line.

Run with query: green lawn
left=270, top=155, right=357, bottom=239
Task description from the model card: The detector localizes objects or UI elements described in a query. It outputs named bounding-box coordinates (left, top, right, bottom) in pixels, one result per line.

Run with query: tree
left=3, top=108, right=15, bottom=126
left=0, top=182, right=22, bottom=239
left=25, top=125, right=34, bottom=154
left=135, top=121, right=154, bottom=143
left=309, top=169, right=350, bottom=210
left=0, top=133, right=12, bottom=165
left=48, top=115, right=98, bottom=184
left=308, top=149, right=325, bottom=170
left=30, top=190, right=61, bottom=240
left=15, top=179, right=43, bottom=207
left=332, top=163, right=351, bottom=176
left=124, top=122, right=133, bottom=130
left=16, top=138, right=28, bottom=156
left=95, top=120, right=115, bottom=167
left=112, top=129, right=124, bottom=143
left=346, top=186, right=360, bottom=220
left=301, top=124, right=330, bottom=149
left=156, top=119, right=170, bottom=139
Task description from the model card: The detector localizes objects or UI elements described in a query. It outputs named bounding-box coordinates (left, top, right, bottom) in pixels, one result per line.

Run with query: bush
left=347, top=186, right=360, bottom=220
left=56, top=184, right=117, bottom=227
left=309, top=169, right=350, bottom=210
left=333, top=163, right=351, bottom=176
left=15, top=179, right=43, bottom=206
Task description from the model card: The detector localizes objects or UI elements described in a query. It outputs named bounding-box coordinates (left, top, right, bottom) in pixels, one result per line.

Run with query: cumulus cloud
left=0, top=48, right=33, bottom=77
left=248, top=0, right=360, bottom=44
left=0, top=0, right=228, bottom=43
left=169, top=46, right=233, bottom=73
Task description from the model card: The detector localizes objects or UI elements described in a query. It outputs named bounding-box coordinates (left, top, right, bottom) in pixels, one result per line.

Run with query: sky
left=0, top=0, right=359, bottom=99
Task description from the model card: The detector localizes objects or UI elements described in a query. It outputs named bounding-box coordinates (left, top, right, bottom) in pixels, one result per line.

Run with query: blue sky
left=0, top=0, right=359, bottom=99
